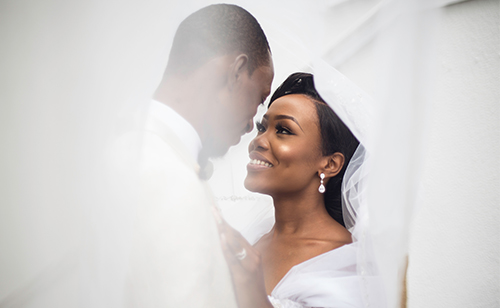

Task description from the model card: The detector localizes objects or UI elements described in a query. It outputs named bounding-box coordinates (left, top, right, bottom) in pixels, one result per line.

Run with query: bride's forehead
left=266, top=94, right=317, bottom=117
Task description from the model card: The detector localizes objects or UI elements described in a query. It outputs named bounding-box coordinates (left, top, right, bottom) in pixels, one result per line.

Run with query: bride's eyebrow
left=263, top=114, right=304, bottom=132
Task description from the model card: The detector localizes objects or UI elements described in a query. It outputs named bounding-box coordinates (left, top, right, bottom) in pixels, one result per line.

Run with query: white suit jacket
left=120, top=114, right=237, bottom=307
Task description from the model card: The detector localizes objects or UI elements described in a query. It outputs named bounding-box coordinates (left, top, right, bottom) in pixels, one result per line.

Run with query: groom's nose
left=244, top=120, right=254, bottom=134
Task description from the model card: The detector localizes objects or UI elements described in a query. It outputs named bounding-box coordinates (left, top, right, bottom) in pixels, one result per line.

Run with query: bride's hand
left=212, top=207, right=273, bottom=308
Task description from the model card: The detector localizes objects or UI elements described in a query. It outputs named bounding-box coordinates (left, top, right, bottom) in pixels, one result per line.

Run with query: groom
left=125, top=4, right=273, bottom=307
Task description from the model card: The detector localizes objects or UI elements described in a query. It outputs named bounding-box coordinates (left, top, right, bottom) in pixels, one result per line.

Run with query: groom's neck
left=153, top=74, right=207, bottom=141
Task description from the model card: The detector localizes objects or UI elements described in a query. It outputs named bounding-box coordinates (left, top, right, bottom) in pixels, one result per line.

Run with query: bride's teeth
left=249, top=159, right=272, bottom=167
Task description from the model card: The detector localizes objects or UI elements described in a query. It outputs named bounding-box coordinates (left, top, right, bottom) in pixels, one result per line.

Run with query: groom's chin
left=201, top=143, right=231, bottom=160
left=202, top=131, right=245, bottom=159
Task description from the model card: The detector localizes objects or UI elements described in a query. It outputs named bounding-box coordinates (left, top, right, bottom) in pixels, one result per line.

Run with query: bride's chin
left=244, top=177, right=267, bottom=194
left=243, top=179, right=255, bottom=192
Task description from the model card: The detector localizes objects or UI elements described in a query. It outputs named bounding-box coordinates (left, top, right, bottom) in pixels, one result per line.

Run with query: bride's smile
left=247, top=157, right=273, bottom=169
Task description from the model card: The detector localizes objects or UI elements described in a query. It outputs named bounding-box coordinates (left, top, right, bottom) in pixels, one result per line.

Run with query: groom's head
left=164, top=4, right=274, bottom=158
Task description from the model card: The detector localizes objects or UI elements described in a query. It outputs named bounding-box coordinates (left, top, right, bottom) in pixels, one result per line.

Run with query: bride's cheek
left=276, top=145, right=293, bottom=160
left=278, top=145, right=305, bottom=169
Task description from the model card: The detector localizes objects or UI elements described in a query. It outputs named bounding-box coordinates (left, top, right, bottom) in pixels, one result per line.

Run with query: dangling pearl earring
left=318, top=173, right=325, bottom=193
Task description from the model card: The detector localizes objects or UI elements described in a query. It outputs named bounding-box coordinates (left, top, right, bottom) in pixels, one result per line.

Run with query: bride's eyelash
left=255, top=121, right=294, bottom=135
left=256, top=121, right=266, bottom=133
left=276, top=123, right=293, bottom=135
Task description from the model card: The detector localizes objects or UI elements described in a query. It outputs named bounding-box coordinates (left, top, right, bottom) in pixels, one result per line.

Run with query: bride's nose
left=248, top=130, right=269, bottom=152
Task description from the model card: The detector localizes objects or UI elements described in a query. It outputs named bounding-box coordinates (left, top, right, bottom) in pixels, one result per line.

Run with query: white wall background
left=329, top=0, right=499, bottom=306
left=405, top=0, right=499, bottom=307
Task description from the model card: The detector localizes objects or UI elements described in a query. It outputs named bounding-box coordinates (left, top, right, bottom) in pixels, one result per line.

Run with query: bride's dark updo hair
left=268, top=72, right=359, bottom=227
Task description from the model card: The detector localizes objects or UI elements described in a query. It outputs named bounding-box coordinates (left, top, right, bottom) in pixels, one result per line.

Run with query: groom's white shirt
left=149, top=100, right=202, bottom=162
left=122, top=100, right=237, bottom=307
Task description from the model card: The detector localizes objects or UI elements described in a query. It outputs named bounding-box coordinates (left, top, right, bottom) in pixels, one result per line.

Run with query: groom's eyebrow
left=264, top=114, right=304, bottom=132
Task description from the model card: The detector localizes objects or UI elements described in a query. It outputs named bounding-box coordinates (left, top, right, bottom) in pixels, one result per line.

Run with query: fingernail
left=211, top=206, right=222, bottom=225
left=220, top=233, right=226, bottom=245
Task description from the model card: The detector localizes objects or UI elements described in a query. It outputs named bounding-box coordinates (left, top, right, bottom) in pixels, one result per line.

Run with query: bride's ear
left=320, top=152, right=345, bottom=179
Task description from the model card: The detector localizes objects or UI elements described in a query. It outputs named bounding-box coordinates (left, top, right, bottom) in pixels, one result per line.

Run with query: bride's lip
left=249, top=152, right=273, bottom=164
left=247, top=152, right=274, bottom=170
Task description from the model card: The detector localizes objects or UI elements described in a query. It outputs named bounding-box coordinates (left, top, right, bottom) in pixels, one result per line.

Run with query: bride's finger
left=211, top=206, right=224, bottom=226
left=219, top=232, right=247, bottom=270
left=220, top=225, right=247, bottom=258
left=211, top=207, right=245, bottom=248
left=213, top=208, right=250, bottom=244
left=211, top=209, right=267, bottom=305
left=211, top=207, right=257, bottom=266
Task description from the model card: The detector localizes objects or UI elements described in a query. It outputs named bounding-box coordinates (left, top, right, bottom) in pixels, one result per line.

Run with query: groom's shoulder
left=106, top=130, right=198, bottom=180
left=107, top=130, right=183, bottom=164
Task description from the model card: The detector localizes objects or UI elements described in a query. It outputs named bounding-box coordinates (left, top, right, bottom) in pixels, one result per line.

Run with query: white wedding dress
left=241, top=216, right=380, bottom=308
left=268, top=243, right=362, bottom=308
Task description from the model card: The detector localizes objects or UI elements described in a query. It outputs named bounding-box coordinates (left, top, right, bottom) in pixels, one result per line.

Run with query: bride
left=213, top=72, right=371, bottom=308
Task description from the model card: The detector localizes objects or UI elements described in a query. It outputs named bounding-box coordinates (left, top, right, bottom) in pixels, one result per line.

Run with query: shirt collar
left=149, top=100, right=202, bottom=162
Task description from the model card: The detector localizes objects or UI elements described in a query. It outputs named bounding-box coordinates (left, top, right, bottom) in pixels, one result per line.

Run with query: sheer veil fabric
left=0, top=0, right=463, bottom=307
left=210, top=0, right=459, bottom=307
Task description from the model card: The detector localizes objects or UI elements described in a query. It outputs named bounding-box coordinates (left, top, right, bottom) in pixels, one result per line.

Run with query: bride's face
left=244, top=94, right=324, bottom=195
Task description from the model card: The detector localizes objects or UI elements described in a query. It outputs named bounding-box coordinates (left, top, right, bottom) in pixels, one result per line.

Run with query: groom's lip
left=232, top=128, right=248, bottom=145
left=231, top=135, right=241, bottom=145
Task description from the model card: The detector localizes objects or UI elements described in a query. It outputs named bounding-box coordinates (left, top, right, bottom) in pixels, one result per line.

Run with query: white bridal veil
left=0, top=0, right=469, bottom=307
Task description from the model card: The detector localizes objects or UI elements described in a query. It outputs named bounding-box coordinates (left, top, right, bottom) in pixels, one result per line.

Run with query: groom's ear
left=227, top=54, right=249, bottom=90
left=320, top=152, right=345, bottom=179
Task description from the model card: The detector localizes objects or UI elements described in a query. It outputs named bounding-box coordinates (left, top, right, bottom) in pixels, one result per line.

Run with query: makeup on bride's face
left=244, top=94, right=324, bottom=195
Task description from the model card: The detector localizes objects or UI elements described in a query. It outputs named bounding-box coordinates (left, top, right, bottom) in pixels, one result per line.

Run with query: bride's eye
left=276, top=123, right=293, bottom=135
left=256, top=121, right=266, bottom=133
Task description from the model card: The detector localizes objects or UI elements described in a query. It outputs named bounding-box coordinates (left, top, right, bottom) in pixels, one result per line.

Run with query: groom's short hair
left=165, top=4, right=271, bottom=76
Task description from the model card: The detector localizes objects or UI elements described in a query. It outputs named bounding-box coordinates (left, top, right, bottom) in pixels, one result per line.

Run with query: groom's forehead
left=252, top=62, right=274, bottom=88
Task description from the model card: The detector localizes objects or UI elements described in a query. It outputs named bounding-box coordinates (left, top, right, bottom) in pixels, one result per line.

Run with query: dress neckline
left=267, top=239, right=355, bottom=295
left=248, top=218, right=355, bottom=295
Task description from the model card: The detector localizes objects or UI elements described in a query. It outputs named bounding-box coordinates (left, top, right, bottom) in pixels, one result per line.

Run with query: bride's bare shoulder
left=303, top=221, right=352, bottom=254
